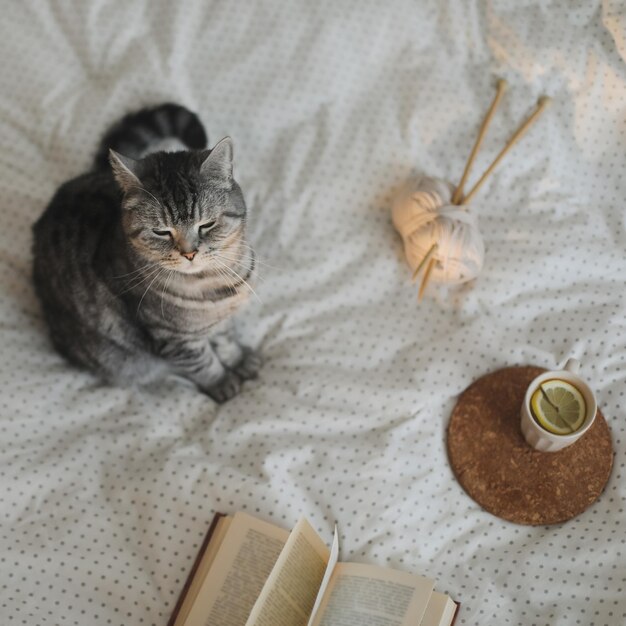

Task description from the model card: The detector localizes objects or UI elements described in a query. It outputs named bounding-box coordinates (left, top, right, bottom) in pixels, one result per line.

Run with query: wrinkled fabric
left=1, top=2, right=625, bottom=625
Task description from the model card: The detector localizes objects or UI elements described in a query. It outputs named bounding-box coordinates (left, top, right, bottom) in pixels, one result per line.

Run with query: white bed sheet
left=1, top=1, right=625, bottom=625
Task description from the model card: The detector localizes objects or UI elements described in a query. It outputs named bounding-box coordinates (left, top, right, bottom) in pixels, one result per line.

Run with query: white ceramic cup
left=520, top=358, right=597, bottom=452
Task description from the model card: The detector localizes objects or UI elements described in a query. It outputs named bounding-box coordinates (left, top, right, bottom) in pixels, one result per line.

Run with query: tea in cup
left=520, top=358, right=597, bottom=452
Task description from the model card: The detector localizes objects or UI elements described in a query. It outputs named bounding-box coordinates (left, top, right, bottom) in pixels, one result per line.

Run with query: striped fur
left=93, top=103, right=208, bottom=169
left=33, top=104, right=260, bottom=402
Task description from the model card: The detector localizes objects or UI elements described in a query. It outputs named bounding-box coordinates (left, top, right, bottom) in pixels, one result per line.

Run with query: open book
left=168, top=512, right=459, bottom=626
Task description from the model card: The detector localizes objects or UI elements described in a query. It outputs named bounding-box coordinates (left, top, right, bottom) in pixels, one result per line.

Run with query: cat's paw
left=232, top=349, right=262, bottom=381
left=206, top=370, right=241, bottom=403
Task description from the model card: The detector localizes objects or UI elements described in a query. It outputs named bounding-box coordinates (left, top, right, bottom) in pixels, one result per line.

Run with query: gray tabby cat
left=33, top=103, right=260, bottom=402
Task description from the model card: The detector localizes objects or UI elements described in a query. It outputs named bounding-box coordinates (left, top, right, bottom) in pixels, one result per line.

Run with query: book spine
left=167, top=512, right=227, bottom=626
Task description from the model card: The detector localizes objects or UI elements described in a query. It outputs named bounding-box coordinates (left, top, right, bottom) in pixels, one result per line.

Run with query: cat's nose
left=181, top=250, right=197, bottom=261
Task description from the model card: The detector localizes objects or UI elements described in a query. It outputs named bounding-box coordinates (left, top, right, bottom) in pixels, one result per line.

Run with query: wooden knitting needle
left=418, top=257, right=437, bottom=300
left=411, top=243, right=438, bottom=282
left=452, top=79, right=508, bottom=205
left=461, top=96, right=551, bottom=206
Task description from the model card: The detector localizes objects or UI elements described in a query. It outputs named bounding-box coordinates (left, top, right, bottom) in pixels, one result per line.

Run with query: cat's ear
left=200, top=137, right=233, bottom=186
left=109, top=149, right=142, bottom=192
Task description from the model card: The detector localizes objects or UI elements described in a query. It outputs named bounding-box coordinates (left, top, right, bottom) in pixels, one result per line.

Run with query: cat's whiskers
left=137, top=267, right=167, bottom=314
left=212, top=265, right=239, bottom=298
left=213, top=251, right=265, bottom=283
left=160, top=269, right=175, bottom=319
left=212, top=256, right=262, bottom=303
left=239, top=241, right=283, bottom=270
left=112, top=261, right=158, bottom=280
left=116, top=265, right=163, bottom=296
left=233, top=242, right=282, bottom=270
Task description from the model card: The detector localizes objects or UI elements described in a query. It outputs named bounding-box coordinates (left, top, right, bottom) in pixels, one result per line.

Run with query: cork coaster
left=447, top=366, right=613, bottom=525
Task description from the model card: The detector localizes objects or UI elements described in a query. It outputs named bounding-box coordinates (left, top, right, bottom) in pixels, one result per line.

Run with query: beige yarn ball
left=391, top=175, right=485, bottom=285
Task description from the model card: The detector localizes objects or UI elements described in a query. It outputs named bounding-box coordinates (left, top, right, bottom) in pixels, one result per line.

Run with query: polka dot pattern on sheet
left=0, top=1, right=625, bottom=625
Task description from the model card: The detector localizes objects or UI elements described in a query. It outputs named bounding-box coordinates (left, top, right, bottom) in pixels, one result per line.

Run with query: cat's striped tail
left=94, top=103, right=208, bottom=170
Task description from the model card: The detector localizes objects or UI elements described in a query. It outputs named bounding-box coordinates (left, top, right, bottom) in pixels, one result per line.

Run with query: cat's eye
left=153, top=229, right=172, bottom=238
left=199, top=220, right=217, bottom=234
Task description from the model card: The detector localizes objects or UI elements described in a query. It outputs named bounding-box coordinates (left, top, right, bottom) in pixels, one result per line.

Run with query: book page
left=245, top=517, right=330, bottom=626
left=420, top=592, right=458, bottom=626
left=307, top=525, right=339, bottom=626
left=310, top=562, right=434, bottom=626
left=183, top=512, right=289, bottom=626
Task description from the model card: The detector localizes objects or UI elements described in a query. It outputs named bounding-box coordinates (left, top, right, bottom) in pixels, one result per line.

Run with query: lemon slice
left=530, top=379, right=586, bottom=435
